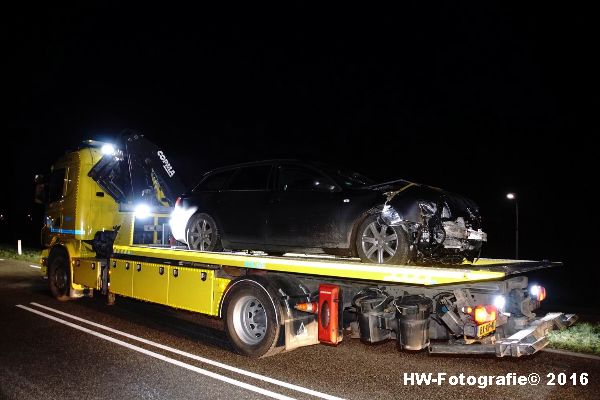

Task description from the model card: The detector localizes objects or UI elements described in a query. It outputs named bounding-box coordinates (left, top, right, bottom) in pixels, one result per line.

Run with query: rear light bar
left=530, top=285, right=547, bottom=302
left=462, top=304, right=497, bottom=324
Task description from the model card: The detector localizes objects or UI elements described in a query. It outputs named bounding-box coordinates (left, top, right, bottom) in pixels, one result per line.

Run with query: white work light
left=493, top=295, right=506, bottom=311
left=101, top=143, right=116, bottom=155
left=134, top=204, right=151, bottom=219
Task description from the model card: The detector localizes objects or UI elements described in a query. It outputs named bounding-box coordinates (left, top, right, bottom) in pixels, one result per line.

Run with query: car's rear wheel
left=186, top=213, right=223, bottom=251
left=356, top=214, right=411, bottom=264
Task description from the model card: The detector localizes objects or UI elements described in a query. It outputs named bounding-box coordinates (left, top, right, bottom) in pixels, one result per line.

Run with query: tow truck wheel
left=223, top=279, right=282, bottom=358
left=48, top=250, right=71, bottom=301
left=356, top=214, right=411, bottom=264
left=186, top=213, right=222, bottom=252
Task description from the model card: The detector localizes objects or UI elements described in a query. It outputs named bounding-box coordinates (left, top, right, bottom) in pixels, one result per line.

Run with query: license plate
left=477, top=320, right=496, bottom=337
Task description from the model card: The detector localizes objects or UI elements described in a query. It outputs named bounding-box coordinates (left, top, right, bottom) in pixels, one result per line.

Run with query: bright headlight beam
left=134, top=204, right=151, bottom=219
left=530, top=285, right=540, bottom=296
left=493, top=295, right=506, bottom=310
left=101, top=144, right=116, bottom=155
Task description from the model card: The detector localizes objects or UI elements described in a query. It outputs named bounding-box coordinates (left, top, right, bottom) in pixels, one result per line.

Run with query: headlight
left=381, top=204, right=403, bottom=225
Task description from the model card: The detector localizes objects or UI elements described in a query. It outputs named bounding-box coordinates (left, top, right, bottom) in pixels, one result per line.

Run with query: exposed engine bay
left=381, top=193, right=487, bottom=264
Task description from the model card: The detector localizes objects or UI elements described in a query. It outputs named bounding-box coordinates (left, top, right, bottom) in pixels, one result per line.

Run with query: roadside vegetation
left=0, top=244, right=41, bottom=263
left=548, top=322, right=600, bottom=355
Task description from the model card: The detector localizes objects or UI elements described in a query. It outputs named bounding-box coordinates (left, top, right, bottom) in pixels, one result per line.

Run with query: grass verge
left=0, top=244, right=41, bottom=264
left=548, top=322, right=600, bottom=355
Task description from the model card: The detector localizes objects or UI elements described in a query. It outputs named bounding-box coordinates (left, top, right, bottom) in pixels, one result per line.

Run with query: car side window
left=195, top=169, right=236, bottom=191
left=48, top=168, right=66, bottom=203
left=225, top=165, right=272, bottom=191
left=277, top=165, right=337, bottom=192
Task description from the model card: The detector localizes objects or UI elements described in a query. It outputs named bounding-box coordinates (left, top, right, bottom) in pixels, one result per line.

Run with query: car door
left=217, top=164, right=273, bottom=247
left=266, top=163, right=345, bottom=249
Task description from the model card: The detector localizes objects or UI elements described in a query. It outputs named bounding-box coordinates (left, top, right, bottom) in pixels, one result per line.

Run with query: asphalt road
left=1, top=258, right=598, bottom=400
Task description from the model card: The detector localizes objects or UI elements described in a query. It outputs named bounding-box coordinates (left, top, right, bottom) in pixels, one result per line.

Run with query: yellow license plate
left=477, top=320, right=496, bottom=337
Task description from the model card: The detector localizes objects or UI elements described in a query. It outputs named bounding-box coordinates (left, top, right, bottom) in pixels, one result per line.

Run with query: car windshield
left=318, top=164, right=377, bottom=188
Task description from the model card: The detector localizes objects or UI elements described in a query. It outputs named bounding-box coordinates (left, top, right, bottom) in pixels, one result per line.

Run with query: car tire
left=186, top=213, right=223, bottom=252
left=223, top=279, right=282, bottom=358
left=355, top=214, right=412, bottom=264
left=48, top=249, right=71, bottom=301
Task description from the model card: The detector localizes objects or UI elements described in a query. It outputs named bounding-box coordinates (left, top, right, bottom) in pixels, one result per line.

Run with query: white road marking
left=542, top=348, right=600, bottom=361
left=29, top=265, right=41, bottom=269
left=29, top=302, right=344, bottom=400
left=0, top=258, right=4, bottom=261
left=16, top=304, right=296, bottom=400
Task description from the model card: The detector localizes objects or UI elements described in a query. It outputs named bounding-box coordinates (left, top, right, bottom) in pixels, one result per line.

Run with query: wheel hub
left=232, top=295, right=268, bottom=345
left=361, top=221, right=399, bottom=263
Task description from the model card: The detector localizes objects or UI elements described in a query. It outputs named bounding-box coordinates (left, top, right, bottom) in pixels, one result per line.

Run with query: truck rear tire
left=223, top=279, right=282, bottom=358
left=48, top=249, right=71, bottom=301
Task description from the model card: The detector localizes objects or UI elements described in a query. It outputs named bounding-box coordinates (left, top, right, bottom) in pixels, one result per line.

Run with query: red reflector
left=473, top=305, right=497, bottom=324
left=318, top=284, right=341, bottom=345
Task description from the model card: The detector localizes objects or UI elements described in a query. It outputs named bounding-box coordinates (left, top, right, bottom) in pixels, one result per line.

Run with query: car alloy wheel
left=188, top=217, right=214, bottom=251
left=360, top=220, right=399, bottom=263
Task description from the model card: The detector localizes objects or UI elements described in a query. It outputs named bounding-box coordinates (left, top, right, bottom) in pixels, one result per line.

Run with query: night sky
left=3, top=4, right=596, bottom=308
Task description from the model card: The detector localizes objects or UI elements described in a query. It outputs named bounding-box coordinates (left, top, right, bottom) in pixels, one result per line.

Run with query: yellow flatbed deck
left=108, top=245, right=555, bottom=286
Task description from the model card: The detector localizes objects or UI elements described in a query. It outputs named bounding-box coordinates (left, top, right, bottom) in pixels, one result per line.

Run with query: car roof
left=204, top=159, right=321, bottom=175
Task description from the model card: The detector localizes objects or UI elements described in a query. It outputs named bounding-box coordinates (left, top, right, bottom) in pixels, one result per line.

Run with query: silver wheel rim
left=188, top=217, right=214, bottom=251
left=232, top=295, right=267, bottom=345
left=361, top=221, right=399, bottom=263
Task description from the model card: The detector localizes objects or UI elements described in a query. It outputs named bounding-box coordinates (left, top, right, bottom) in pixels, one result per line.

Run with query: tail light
left=472, top=305, right=497, bottom=324
left=318, top=284, right=341, bottom=345
left=530, top=285, right=547, bottom=301
left=175, top=197, right=182, bottom=207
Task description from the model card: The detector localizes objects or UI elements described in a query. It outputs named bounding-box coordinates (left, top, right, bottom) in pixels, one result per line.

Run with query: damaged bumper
left=429, top=312, right=578, bottom=357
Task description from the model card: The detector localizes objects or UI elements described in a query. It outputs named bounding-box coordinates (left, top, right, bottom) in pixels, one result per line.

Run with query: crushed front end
left=381, top=186, right=487, bottom=264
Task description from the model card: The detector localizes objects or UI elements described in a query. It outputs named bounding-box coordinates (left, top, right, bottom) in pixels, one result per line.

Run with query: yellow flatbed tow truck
left=34, top=133, right=577, bottom=358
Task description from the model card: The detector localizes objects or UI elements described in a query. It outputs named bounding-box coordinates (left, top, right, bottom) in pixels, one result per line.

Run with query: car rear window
left=225, top=165, right=272, bottom=191
left=194, top=169, right=235, bottom=191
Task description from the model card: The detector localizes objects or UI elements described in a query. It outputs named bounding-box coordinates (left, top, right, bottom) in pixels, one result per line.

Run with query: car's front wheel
left=356, top=214, right=412, bottom=264
left=186, top=213, right=223, bottom=252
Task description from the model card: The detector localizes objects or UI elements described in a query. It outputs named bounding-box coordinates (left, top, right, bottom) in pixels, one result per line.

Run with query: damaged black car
left=171, top=160, right=487, bottom=265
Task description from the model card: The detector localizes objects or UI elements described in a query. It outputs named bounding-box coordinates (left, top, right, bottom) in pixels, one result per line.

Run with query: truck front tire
left=48, top=249, right=71, bottom=301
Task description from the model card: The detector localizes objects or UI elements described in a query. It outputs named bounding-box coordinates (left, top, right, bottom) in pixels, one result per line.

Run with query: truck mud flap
left=429, top=312, right=578, bottom=357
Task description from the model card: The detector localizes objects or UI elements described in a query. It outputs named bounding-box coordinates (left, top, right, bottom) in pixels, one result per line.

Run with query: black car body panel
left=175, top=160, right=487, bottom=264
